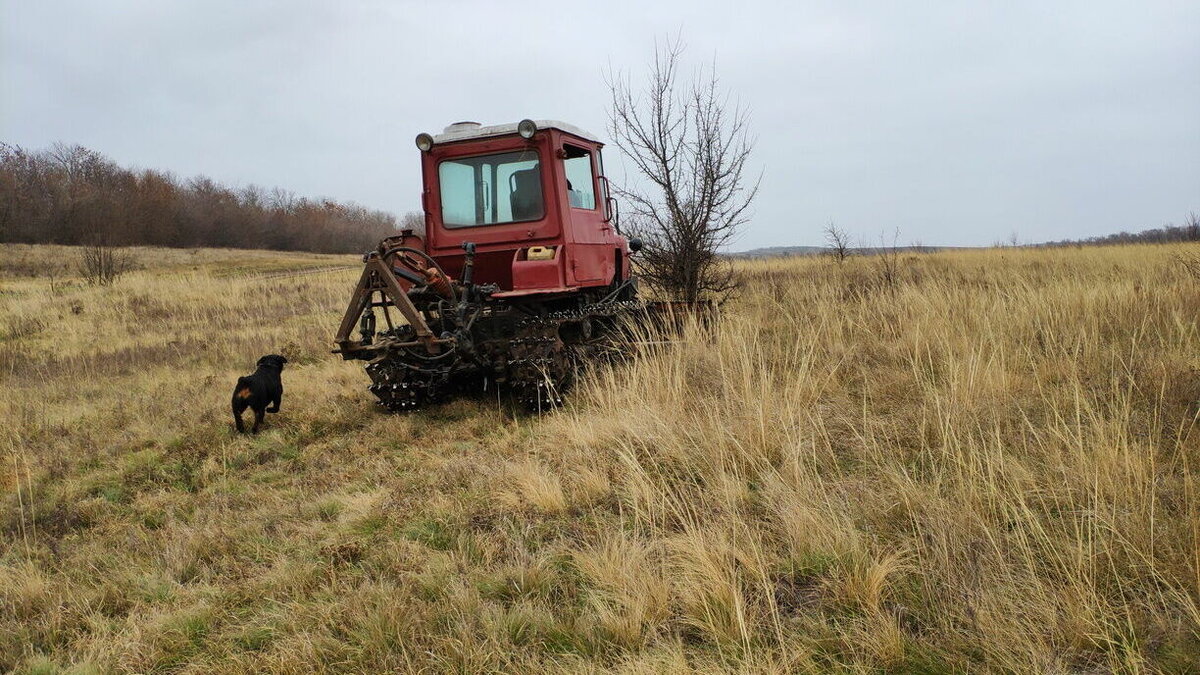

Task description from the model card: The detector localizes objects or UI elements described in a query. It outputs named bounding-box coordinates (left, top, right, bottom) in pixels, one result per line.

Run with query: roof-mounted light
left=415, top=133, right=434, bottom=152
left=517, top=119, right=537, bottom=140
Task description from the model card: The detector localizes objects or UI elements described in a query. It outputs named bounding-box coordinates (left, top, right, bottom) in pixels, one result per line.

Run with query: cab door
left=560, top=141, right=616, bottom=284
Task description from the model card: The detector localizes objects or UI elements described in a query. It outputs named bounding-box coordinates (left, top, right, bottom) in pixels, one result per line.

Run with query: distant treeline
left=0, top=142, right=405, bottom=253
left=1041, top=213, right=1200, bottom=248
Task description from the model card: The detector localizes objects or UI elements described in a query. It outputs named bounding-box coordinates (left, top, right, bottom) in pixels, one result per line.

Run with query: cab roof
left=431, top=120, right=601, bottom=145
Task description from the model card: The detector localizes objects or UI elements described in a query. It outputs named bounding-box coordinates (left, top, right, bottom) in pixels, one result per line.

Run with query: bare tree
left=824, top=221, right=852, bottom=264
left=1186, top=211, right=1200, bottom=241
left=79, top=244, right=136, bottom=286
left=874, top=230, right=902, bottom=293
left=607, top=37, right=760, bottom=303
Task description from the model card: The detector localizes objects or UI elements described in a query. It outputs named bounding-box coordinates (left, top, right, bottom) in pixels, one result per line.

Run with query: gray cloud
left=3, top=0, right=1197, bottom=249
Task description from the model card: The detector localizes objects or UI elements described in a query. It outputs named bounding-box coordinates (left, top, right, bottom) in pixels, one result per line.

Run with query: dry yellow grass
left=3, top=242, right=1199, bottom=672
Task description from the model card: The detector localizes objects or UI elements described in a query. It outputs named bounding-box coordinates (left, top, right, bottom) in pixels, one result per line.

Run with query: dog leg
left=268, top=394, right=281, bottom=413
left=252, top=408, right=265, bottom=434
left=233, top=407, right=245, bottom=433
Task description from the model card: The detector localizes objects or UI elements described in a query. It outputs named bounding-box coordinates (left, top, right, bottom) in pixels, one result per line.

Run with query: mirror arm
left=599, top=176, right=620, bottom=234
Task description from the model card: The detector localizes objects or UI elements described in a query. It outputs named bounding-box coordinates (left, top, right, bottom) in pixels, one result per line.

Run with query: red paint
left=407, top=125, right=631, bottom=295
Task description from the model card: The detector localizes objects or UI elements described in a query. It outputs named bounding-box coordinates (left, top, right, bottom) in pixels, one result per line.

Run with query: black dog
left=232, top=354, right=287, bottom=433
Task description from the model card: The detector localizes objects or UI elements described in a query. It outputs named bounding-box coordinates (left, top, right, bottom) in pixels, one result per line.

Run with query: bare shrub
left=79, top=244, right=136, bottom=286
left=607, top=37, right=760, bottom=303
left=824, top=222, right=852, bottom=264
left=1178, top=213, right=1200, bottom=279
left=874, top=231, right=902, bottom=293
left=3, top=315, right=45, bottom=341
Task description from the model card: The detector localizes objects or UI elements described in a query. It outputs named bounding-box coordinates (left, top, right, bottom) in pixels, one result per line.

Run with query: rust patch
left=237, top=388, right=252, bottom=399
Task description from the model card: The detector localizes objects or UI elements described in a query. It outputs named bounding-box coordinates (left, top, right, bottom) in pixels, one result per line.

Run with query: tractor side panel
left=433, top=250, right=514, bottom=290
left=567, top=244, right=615, bottom=285
left=512, top=246, right=567, bottom=291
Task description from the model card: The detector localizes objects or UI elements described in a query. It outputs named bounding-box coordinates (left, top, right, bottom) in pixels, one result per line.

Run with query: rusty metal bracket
left=334, top=255, right=446, bottom=356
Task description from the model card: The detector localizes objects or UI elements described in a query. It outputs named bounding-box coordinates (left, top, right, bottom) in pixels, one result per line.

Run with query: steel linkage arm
left=333, top=253, right=448, bottom=357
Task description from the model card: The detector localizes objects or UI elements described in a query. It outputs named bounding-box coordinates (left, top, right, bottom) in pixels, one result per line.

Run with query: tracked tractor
left=333, top=119, right=684, bottom=410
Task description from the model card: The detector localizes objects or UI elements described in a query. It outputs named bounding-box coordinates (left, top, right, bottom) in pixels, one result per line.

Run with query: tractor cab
left=407, top=119, right=632, bottom=298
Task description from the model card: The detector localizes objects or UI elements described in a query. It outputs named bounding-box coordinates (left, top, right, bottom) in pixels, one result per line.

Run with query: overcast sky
left=3, top=1, right=1197, bottom=250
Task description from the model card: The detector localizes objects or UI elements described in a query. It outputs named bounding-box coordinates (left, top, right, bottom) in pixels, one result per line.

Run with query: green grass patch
left=402, top=516, right=458, bottom=551
left=233, top=624, right=276, bottom=652
left=351, top=513, right=391, bottom=538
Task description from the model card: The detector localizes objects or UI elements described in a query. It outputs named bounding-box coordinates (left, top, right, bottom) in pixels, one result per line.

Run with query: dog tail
left=234, top=376, right=253, bottom=400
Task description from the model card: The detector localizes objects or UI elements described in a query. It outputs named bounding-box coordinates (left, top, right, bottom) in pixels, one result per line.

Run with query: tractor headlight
left=415, top=133, right=434, bottom=152
left=517, top=119, right=537, bottom=139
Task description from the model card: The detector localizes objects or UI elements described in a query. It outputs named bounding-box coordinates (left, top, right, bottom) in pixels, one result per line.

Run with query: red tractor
left=334, top=119, right=651, bottom=410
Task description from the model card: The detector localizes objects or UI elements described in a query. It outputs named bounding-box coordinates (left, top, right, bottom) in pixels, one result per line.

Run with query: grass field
left=3, top=242, right=1199, bottom=673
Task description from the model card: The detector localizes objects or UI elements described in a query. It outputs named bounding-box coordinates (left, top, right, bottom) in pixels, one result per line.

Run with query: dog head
left=257, top=354, right=288, bottom=371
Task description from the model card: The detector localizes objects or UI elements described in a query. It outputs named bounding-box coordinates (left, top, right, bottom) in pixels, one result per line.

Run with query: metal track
left=363, top=298, right=646, bottom=412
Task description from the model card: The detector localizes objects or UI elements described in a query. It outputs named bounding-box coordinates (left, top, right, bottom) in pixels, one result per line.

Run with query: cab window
left=562, top=145, right=596, bottom=210
left=439, top=150, right=543, bottom=227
